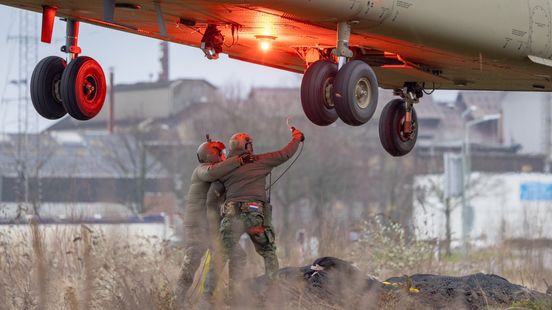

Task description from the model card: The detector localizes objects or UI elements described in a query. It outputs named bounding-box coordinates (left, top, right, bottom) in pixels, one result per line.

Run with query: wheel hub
left=354, top=77, right=371, bottom=109
left=82, top=75, right=98, bottom=101
left=53, top=76, right=62, bottom=104
left=322, top=76, right=335, bottom=109
left=398, top=115, right=417, bottom=142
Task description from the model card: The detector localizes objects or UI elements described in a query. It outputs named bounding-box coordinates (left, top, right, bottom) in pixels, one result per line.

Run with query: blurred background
left=0, top=6, right=551, bottom=307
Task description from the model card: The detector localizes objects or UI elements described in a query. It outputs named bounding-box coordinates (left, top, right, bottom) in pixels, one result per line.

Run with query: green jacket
left=183, top=156, right=241, bottom=243
left=221, top=137, right=301, bottom=203
left=205, top=181, right=225, bottom=243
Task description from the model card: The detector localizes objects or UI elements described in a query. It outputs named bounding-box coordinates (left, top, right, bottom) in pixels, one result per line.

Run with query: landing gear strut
left=31, top=11, right=106, bottom=121
left=379, top=83, right=423, bottom=157
left=300, top=21, right=378, bottom=127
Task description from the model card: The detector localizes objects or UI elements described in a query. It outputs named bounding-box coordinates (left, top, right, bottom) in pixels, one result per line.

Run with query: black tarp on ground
left=242, top=257, right=552, bottom=309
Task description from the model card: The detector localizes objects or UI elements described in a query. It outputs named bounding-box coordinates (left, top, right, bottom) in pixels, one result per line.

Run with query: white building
left=414, top=173, right=552, bottom=246
left=501, top=92, right=552, bottom=156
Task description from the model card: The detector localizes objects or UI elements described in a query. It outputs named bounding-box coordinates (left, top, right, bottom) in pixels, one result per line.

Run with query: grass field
left=0, top=220, right=550, bottom=309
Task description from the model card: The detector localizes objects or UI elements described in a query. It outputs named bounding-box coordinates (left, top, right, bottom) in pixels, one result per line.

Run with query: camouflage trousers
left=219, top=203, right=279, bottom=283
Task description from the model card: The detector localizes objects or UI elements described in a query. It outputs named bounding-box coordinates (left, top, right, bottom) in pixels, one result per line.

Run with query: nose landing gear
left=30, top=11, right=106, bottom=121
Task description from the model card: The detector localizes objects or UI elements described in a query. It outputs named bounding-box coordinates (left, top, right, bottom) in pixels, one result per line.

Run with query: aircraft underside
left=1, top=0, right=552, bottom=156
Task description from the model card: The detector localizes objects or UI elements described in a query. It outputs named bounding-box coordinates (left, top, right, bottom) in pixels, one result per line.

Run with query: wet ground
left=245, top=257, right=552, bottom=309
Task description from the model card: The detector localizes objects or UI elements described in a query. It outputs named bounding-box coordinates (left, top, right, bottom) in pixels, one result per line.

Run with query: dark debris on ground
left=243, top=257, right=552, bottom=310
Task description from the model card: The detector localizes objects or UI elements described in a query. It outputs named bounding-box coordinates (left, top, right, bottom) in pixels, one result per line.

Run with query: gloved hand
left=292, top=128, right=305, bottom=142
left=239, top=153, right=255, bottom=165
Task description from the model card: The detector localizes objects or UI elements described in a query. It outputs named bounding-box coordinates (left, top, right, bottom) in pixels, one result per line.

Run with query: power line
left=5, top=11, right=39, bottom=207
left=0, top=14, right=18, bottom=134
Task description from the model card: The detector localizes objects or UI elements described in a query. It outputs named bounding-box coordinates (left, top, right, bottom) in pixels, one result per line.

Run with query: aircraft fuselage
left=248, top=0, right=551, bottom=63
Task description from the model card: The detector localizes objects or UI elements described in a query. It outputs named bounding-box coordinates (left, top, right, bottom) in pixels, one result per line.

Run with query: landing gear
left=300, top=60, right=338, bottom=126
left=300, top=21, right=378, bottom=127
left=333, top=60, right=378, bottom=126
left=31, top=14, right=106, bottom=121
left=379, top=84, right=423, bottom=157
left=30, top=56, right=67, bottom=120
left=61, top=56, right=106, bottom=120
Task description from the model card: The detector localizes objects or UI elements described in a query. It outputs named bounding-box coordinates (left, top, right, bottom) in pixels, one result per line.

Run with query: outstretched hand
left=292, top=128, right=305, bottom=142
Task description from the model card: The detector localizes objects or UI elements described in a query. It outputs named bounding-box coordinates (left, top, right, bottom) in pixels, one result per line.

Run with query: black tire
left=300, top=60, right=339, bottom=126
left=379, top=99, right=418, bottom=157
left=333, top=60, right=379, bottom=126
left=61, top=56, right=106, bottom=120
left=30, top=56, right=67, bottom=120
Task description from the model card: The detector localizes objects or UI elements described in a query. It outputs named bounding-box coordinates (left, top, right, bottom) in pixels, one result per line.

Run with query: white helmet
left=197, top=138, right=226, bottom=163
left=229, top=132, right=253, bottom=155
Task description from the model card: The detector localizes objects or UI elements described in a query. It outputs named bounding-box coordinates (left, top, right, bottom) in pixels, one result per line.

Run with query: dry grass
left=0, top=220, right=550, bottom=309
left=345, top=218, right=552, bottom=293
left=0, top=224, right=183, bottom=310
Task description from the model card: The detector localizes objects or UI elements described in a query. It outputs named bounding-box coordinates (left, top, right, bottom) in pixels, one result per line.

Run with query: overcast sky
left=0, top=5, right=456, bottom=133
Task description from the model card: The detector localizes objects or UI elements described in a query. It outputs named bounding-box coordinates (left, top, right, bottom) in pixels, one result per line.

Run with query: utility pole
left=108, top=67, right=115, bottom=133
left=462, top=114, right=501, bottom=255
left=546, top=93, right=552, bottom=172
left=444, top=152, right=462, bottom=257
left=8, top=11, right=38, bottom=209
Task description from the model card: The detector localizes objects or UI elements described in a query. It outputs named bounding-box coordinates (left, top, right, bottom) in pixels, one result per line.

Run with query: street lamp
left=461, top=113, right=501, bottom=255
left=464, top=113, right=501, bottom=177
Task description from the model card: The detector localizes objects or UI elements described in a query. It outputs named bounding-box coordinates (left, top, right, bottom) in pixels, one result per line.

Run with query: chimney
left=108, top=67, right=114, bottom=134
left=158, top=41, right=169, bottom=82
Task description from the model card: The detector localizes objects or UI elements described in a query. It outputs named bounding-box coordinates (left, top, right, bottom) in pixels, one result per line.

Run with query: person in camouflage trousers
left=177, top=137, right=254, bottom=305
left=218, top=128, right=304, bottom=295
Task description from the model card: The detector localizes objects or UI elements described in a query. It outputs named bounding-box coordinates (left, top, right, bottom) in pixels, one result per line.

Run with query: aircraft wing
left=0, top=0, right=547, bottom=91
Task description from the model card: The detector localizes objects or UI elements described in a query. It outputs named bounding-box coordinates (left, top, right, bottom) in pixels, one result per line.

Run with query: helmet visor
left=212, top=145, right=226, bottom=161
left=245, top=141, right=253, bottom=153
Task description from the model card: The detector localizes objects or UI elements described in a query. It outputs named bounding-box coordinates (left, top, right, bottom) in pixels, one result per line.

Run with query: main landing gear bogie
left=298, top=20, right=423, bottom=157
left=333, top=60, right=379, bottom=126
left=30, top=15, right=106, bottom=121
left=299, top=56, right=423, bottom=157
left=300, top=60, right=339, bottom=126
left=300, top=59, right=379, bottom=127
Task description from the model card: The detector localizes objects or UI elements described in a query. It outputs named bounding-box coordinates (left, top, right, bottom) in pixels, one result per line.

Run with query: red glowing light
left=260, top=40, right=271, bottom=51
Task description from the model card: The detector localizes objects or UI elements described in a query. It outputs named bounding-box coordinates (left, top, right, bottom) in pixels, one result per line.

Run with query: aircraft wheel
left=333, top=60, right=378, bottom=126
left=61, top=56, right=106, bottom=120
left=379, top=99, right=418, bottom=157
left=300, top=60, right=339, bottom=126
left=30, top=56, right=67, bottom=120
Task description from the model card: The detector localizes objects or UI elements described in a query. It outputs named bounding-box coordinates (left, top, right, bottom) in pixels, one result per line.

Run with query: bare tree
left=100, top=126, right=165, bottom=214
left=415, top=173, right=503, bottom=256
left=2, top=133, right=56, bottom=218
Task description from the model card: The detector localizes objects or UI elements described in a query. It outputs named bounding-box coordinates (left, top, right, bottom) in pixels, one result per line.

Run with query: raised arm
left=196, top=156, right=242, bottom=182
left=257, top=129, right=303, bottom=167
